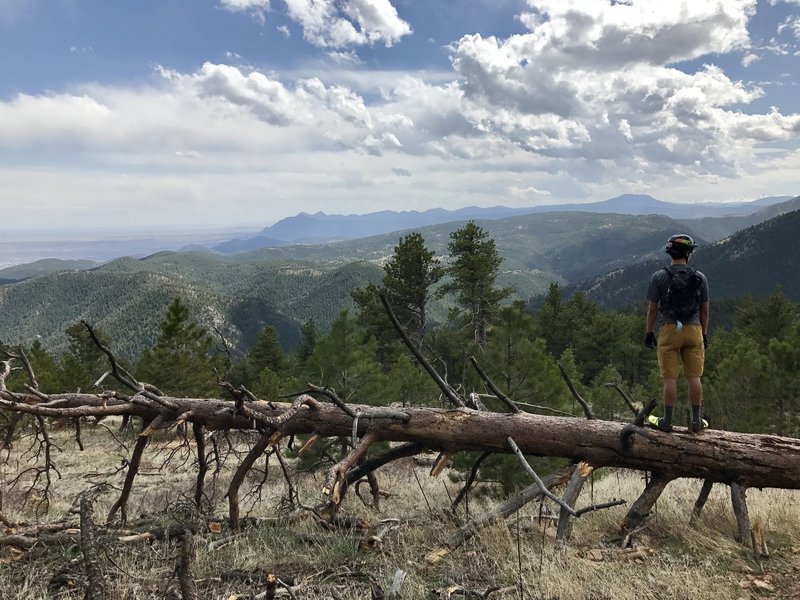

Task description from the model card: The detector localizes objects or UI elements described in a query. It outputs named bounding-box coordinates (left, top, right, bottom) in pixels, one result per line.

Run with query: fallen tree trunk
left=3, top=393, right=800, bottom=490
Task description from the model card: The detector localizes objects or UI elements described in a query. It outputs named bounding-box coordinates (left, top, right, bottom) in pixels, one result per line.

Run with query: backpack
left=662, top=266, right=703, bottom=322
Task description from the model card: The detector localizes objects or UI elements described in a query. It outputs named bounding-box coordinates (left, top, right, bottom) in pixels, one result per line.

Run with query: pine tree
left=305, top=311, right=387, bottom=405
left=478, top=302, right=563, bottom=409
left=18, top=340, right=60, bottom=393
left=231, top=325, right=287, bottom=399
left=295, top=319, right=318, bottom=365
left=353, top=232, right=444, bottom=354
left=440, top=222, right=511, bottom=346
left=135, top=298, right=218, bottom=396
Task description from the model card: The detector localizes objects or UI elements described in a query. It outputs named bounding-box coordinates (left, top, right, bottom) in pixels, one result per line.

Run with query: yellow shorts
left=657, top=324, right=704, bottom=379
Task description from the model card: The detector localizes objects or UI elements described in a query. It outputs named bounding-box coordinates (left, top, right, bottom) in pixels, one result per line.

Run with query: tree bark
left=80, top=495, right=106, bottom=600
left=4, top=394, right=800, bottom=490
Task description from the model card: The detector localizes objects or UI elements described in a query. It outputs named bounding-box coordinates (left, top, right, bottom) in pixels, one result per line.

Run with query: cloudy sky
left=1, top=0, right=799, bottom=232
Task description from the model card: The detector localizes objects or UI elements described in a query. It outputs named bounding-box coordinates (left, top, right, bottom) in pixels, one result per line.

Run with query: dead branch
left=426, top=464, right=576, bottom=562
left=691, top=479, right=714, bottom=522
left=604, top=381, right=638, bottom=416
left=442, top=578, right=517, bottom=599
left=556, top=462, right=594, bottom=542
left=227, top=431, right=272, bottom=531
left=451, top=451, right=491, bottom=512
left=80, top=494, right=106, bottom=600
left=306, top=384, right=357, bottom=418
left=360, top=518, right=401, bottom=549
left=379, top=292, right=465, bottom=408
left=106, top=418, right=159, bottom=524
left=730, top=482, right=752, bottom=548
left=274, top=445, right=298, bottom=509
left=345, top=442, right=423, bottom=485
left=175, top=527, right=199, bottom=600
left=192, top=423, right=208, bottom=510
left=556, top=361, right=593, bottom=419
left=617, top=472, right=673, bottom=545
left=507, top=437, right=581, bottom=517
left=468, top=357, right=519, bottom=413
left=323, top=431, right=381, bottom=507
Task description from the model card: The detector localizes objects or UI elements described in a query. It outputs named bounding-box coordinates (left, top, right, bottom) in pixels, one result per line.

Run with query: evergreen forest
left=3, top=221, right=798, bottom=494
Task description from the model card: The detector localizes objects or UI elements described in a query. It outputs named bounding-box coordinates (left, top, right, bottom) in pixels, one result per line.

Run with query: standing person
left=644, top=234, right=710, bottom=433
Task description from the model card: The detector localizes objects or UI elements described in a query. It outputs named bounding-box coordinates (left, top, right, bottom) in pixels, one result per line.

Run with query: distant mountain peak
left=217, top=194, right=792, bottom=254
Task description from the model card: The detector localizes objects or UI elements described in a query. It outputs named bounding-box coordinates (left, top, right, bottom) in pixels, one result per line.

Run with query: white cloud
left=220, top=0, right=270, bottom=23
left=220, top=0, right=270, bottom=13
left=617, top=118, right=633, bottom=142
left=445, top=0, right=798, bottom=181
left=1, top=1, right=799, bottom=232
left=327, top=50, right=362, bottom=65
left=515, top=0, right=754, bottom=68
left=777, top=15, right=800, bottom=41
left=741, top=52, right=761, bottom=66
left=284, top=0, right=411, bottom=48
left=509, top=185, right=551, bottom=199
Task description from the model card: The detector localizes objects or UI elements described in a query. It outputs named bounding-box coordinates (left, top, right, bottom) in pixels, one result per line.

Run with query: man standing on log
left=644, top=234, right=710, bottom=433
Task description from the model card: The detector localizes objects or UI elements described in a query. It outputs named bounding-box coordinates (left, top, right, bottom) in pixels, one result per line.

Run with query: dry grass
left=1, top=422, right=800, bottom=599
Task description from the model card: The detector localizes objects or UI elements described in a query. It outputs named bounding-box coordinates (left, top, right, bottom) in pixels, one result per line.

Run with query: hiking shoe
left=647, top=415, right=673, bottom=432
left=691, top=418, right=709, bottom=433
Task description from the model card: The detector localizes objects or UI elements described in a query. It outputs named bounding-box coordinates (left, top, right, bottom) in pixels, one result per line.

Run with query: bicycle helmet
left=665, top=234, right=697, bottom=257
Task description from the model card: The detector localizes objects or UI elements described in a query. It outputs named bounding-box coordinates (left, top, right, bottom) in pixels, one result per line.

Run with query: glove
left=703, top=334, right=708, bottom=349
left=645, top=332, right=657, bottom=349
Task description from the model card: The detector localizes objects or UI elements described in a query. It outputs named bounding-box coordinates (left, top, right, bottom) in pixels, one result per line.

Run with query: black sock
left=663, top=405, right=674, bottom=426
left=692, top=405, right=702, bottom=423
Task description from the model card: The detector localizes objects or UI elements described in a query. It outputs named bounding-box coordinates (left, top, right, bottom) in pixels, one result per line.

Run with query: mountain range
left=211, top=194, right=794, bottom=253
left=0, top=194, right=797, bottom=359
left=574, top=209, right=800, bottom=310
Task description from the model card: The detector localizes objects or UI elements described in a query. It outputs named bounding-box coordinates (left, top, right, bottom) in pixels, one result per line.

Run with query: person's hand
left=703, top=333, right=708, bottom=349
left=645, top=332, right=657, bottom=349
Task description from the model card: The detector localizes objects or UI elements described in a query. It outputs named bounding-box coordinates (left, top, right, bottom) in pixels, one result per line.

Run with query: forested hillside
left=3, top=209, right=796, bottom=360
left=0, top=212, right=693, bottom=358
left=0, top=258, right=99, bottom=282
left=574, top=209, right=800, bottom=310
left=4, top=220, right=797, bottom=442
left=678, top=195, right=800, bottom=241
left=0, top=254, right=382, bottom=360
left=238, top=211, right=701, bottom=286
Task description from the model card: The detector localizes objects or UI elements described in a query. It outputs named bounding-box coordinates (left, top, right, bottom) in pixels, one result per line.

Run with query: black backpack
left=662, top=266, right=703, bottom=322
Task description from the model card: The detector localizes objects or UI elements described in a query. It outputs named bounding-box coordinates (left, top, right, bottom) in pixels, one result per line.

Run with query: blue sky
left=0, top=0, right=799, bottom=232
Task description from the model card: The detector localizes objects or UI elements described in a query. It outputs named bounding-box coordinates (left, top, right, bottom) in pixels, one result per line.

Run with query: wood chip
left=586, top=549, right=604, bottom=561
left=425, top=547, right=450, bottom=564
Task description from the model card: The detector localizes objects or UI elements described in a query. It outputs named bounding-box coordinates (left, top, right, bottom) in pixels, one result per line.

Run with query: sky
left=1, top=0, right=799, bottom=233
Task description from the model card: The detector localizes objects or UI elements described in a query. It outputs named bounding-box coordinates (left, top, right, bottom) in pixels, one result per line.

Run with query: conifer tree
left=295, top=319, right=318, bottom=365
left=231, top=325, right=287, bottom=398
left=305, top=311, right=386, bottom=404
left=135, top=298, right=218, bottom=396
left=440, top=222, right=511, bottom=346
left=22, top=340, right=60, bottom=393
left=353, top=232, right=444, bottom=353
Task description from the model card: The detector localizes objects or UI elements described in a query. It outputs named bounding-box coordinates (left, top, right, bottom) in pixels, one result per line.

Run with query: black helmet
left=665, top=234, right=697, bottom=256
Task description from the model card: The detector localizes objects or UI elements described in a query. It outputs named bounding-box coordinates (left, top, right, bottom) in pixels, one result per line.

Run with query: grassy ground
left=1, top=420, right=799, bottom=599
